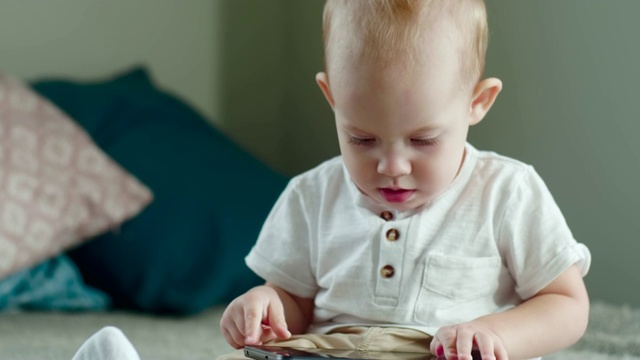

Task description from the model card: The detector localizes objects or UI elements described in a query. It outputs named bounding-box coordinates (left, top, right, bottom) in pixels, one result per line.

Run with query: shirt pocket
left=414, top=253, right=501, bottom=324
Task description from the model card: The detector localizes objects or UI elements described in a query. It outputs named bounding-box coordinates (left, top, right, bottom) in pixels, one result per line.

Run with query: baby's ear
left=469, top=78, right=502, bottom=125
left=316, top=72, right=335, bottom=110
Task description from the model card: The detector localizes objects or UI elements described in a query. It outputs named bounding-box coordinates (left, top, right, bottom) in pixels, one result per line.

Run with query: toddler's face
left=318, top=25, right=476, bottom=211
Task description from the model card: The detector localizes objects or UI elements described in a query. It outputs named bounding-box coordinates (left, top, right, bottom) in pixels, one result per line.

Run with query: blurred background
left=1, top=0, right=638, bottom=308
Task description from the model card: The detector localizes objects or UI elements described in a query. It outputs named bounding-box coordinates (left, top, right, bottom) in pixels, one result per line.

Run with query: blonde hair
left=321, top=0, right=488, bottom=91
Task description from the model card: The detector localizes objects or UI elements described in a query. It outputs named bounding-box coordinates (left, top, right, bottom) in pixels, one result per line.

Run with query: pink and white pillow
left=0, top=72, right=153, bottom=279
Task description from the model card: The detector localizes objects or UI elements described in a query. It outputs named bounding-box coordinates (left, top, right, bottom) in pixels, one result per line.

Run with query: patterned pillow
left=0, top=72, right=153, bottom=280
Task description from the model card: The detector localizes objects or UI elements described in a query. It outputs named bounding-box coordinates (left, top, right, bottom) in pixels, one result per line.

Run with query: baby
left=219, top=1, right=591, bottom=360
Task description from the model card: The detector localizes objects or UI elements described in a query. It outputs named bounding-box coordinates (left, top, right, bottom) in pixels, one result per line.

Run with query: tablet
left=244, top=345, right=481, bottom=360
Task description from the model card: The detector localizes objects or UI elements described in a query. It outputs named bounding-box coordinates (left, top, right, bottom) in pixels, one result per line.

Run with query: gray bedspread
left=0, top=302, right=637, bottom=360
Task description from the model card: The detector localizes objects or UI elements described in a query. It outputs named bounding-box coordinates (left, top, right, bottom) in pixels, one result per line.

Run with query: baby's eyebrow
left=413, top=125, right=439, bottom=131
left=410, top=124, right=444, bottom=134
left=341, top=123, right=373, bottom=135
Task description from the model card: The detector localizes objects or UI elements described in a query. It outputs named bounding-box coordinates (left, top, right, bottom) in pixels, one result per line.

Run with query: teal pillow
left=31, top=67, right=288, bottom=314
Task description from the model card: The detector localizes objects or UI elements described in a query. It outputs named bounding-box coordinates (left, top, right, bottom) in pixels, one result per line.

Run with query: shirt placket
left=374, top=210, right=410, bottom=307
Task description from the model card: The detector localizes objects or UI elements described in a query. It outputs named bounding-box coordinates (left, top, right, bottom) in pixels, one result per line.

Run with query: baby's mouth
left=378, top=188, right=415, bottom=203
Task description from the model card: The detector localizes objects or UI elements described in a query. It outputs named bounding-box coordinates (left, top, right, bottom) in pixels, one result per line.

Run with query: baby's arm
left=220, top=282, right=315, bottom=349
left=430, top=264, right=589, bottom=360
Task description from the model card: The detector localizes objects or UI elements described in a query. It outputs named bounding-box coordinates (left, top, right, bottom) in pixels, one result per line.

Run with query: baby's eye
left=411, top=138, right=439, bottom=147
left=348, top=137, right=376, bottom=146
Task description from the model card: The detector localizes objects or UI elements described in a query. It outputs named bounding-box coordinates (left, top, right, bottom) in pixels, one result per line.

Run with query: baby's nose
left=377, top=154, right=411, bottom=177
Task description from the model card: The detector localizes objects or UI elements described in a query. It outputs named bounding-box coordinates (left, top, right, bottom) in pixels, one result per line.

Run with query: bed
left=0, top=302, right=639, bottom=359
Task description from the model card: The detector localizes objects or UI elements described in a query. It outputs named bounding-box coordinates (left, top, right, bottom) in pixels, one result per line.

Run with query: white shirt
left=246, top=143, right=591, bottom=338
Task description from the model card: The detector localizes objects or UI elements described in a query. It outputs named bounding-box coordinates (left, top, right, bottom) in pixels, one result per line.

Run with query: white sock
left=72, top=326, right=141, bottom=360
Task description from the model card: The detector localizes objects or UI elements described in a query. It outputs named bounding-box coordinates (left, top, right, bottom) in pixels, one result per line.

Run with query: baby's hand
left=430, top=321, right=507, bottom=360
left=220, top=285, right=292, bottom=349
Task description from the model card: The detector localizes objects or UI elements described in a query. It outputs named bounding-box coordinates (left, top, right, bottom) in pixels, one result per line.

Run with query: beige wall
left=217, top=0, right=336, bottom=173
left=477, top=1, right=640, bottom=307
left=0, top=0, right=221, bottom=124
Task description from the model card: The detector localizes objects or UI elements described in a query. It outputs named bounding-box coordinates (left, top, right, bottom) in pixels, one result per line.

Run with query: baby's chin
left=383, top=200, right=430, bottom=212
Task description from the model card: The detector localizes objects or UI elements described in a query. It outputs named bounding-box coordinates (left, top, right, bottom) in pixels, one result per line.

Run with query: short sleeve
left=245, top=178, right=319, bottom=299
left=498, top=166, right=591, bottom=300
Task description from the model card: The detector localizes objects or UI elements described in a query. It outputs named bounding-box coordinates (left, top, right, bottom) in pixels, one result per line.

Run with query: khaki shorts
left=216, top=327, right=434, bottom=360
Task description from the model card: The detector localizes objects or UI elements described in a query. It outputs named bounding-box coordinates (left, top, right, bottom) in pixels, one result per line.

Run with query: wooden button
left=380, top=211, right=393, bottom=221
left=380, top=265, right=395, bottom=278
left=386, top=228, right=399, bottom=241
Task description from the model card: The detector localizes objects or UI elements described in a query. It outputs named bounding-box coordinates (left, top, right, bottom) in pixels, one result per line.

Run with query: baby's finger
left=436, top=328, right=458, bottom=359
left=220, top=307, right=247, bottom=348
left=473, top=332, right=496, bottom=360
left=267, top=301, right=291, bottom=339
left=493, top=340, right=508, bottom=360
left=222, top=325, right=245, bottom=349
left=259, top=325, right=279, bottom=344
left=455, top=328, right=475, bottom=360
left=429, top=337, right=443, bottom=357
left=244, top=306, right=266, bottom=345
